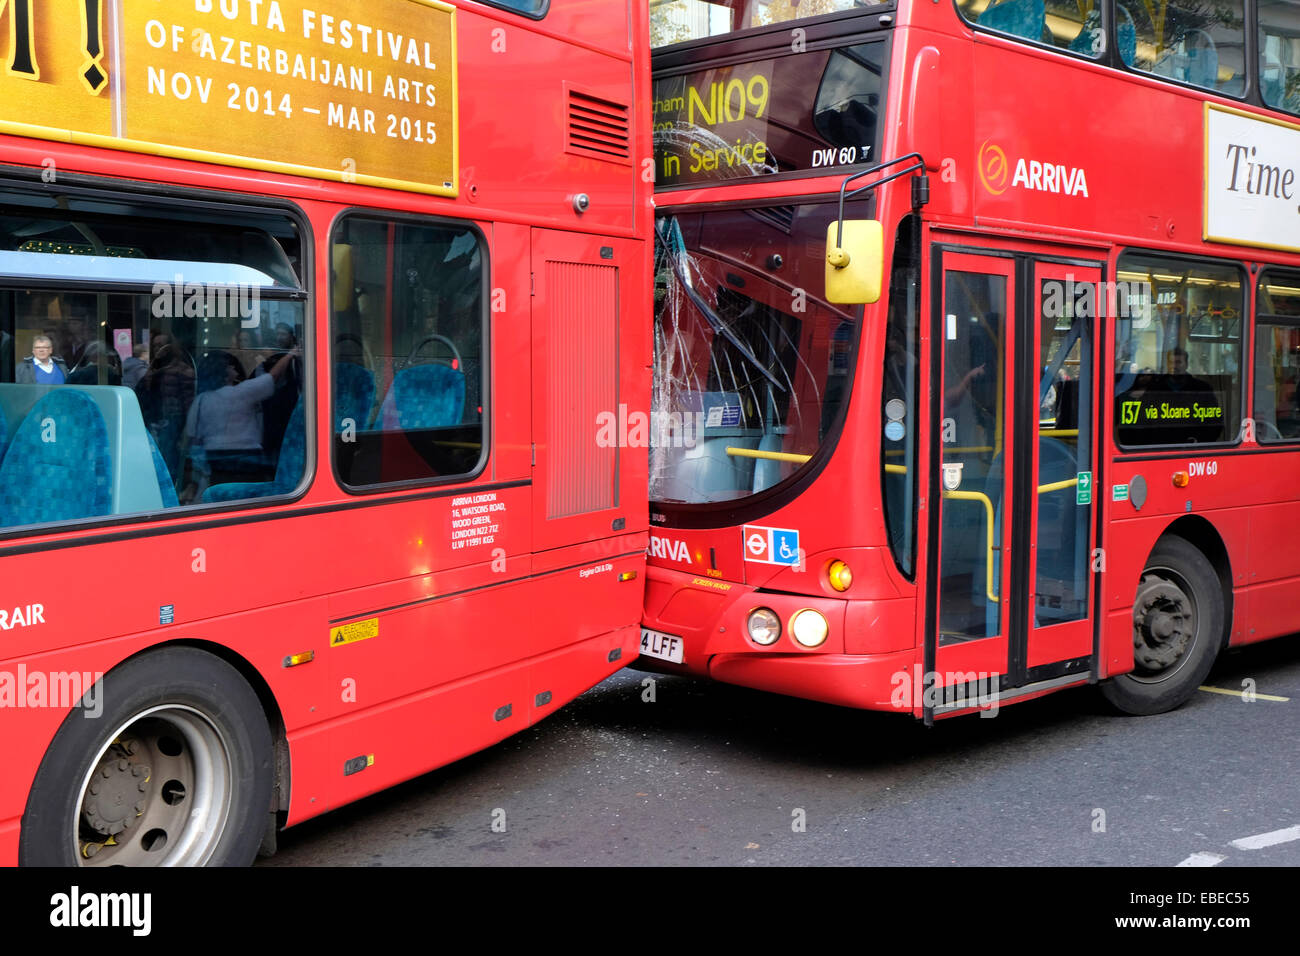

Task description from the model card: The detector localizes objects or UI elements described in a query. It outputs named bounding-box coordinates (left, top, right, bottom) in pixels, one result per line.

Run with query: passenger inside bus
left=122, top=343, right=149, bottom=390
left=182, top=348, right=299, bottom=502
left=255, top=322, right=305, bottom=473
left=68, top=342, right=122, bottom=387
left=1159, top=346, right=1215, bottom=397
left=15, top=335, right=68, bottom=384
left=135, top=335, right=196, bottom=489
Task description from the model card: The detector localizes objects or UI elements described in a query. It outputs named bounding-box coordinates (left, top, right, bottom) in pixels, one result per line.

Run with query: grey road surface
left=262, top=637, right=1300, bottom=867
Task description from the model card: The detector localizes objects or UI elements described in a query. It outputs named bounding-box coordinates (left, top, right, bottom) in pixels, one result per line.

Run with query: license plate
left=639, top=627, right=684, bottom=664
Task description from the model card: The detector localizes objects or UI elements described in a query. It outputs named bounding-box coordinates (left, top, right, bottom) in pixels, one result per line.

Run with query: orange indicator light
left=827, top=560, right=853, bottom=592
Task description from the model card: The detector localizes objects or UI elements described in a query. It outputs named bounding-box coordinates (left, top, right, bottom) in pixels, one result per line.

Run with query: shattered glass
left=650, top=202, right=867, bottom=504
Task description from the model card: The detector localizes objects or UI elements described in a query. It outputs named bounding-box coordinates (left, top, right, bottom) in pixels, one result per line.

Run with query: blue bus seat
left=0, top=389, right=112, bottom=526
left=751, top=433, right=790, bottom=494
left=1118, top=7, right=1137, bottom=66
left=1186, top=33, right=1219, bottom=88
left=979, top=0, right=1046, bottom=42
left=375, top=364, right=465, bottom=430
left=148, top=431, right=180, bottom=509
left=203, top=400, right=306, bottom=503
left=333, top=362, right=375, bottom=432
left=0, top=383, right=173, bottom=518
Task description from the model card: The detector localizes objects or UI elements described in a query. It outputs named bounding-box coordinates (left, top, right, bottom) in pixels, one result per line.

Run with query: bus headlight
left=827, top=560, right=853, bottom=592
left=747, top=608, right=781, bottom=646
left=790, top=609, right=829, bottom=648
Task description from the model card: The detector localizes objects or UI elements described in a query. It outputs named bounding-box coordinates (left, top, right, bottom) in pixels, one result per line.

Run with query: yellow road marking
left=1198, top=685, right=1290, bottom=702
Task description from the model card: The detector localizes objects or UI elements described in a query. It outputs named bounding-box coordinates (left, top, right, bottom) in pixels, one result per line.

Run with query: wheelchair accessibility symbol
left=743, top=525, right=801, bottom=566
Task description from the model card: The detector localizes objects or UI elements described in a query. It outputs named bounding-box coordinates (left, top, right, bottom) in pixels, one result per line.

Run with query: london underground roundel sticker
left=742, top=525, right=801, bottom=566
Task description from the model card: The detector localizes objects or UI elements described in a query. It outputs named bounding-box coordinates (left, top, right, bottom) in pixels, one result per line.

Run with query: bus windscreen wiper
left=656, top=216, right=784, bottom=392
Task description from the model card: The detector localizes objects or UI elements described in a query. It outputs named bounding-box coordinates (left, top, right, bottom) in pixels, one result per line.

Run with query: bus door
left=926, top=249, right=1100, bottom=718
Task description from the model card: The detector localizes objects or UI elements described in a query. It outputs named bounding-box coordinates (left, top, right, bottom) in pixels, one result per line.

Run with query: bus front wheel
left=19, top=647, right=273, bottom=866
left=1101, top=536, right=1224, bottom=716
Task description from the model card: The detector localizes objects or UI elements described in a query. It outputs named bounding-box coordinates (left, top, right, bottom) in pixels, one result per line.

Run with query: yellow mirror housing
left=825, top=220, right=883, bottom=304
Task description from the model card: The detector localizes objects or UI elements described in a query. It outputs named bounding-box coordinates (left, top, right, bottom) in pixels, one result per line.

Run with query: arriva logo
left=978, top=140, right=1090, bottom=198
left=648, top=536, right=693, bottom=564
left=978, top=140, right=1010, bottom=195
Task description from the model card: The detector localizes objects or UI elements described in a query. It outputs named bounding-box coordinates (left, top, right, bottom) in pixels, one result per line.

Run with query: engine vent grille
left=566, top=89, right=631, bottom=164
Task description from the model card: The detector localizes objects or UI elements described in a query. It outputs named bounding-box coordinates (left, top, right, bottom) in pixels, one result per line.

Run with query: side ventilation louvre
left=566, top=89, right=631, bottom=164
left=546, top=260, right=618, bottom=518
left=745, top=205, right=796, bottom=234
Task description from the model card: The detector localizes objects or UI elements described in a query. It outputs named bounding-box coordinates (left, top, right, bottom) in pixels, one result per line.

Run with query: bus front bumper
left=640, top=564, right=918, bottom=712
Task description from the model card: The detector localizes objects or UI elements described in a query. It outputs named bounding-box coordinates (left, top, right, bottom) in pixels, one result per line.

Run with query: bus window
left=652, top=39, right=887, bottom=188
left=882, top=215, right=919, bottom=576
left=813, top=44, right=885, bottom=152
left=1253, top=271, right=1300, bottom=442
left=331, top=216, right=486, bottom=489
left=1114, top=253, right=1243, bottom=448
left=652, top=0, right=884, bottom=46
left=0, top=195, right=307, bottom=526
left=1260, top=0, right=1300, bottom=114
left=939, top=269, right=1007, bottom=643
left=651, top=203, right=866, bottom=504
left=958, top=0, right=1109, bottom=56
left=481, top=0, right=548, bottom=17
left=1119, top=0, right=1246, bottom=95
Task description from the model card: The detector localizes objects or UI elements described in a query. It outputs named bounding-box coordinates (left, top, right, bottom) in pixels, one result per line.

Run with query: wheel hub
left=80, top=740, right=150, bottom=837
left=1132, top=574, right=1195, bottom=673
left=74, top=709, right=231, bottom=865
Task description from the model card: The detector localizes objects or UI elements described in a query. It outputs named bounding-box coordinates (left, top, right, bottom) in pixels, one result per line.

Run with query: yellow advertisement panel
left=0, top=0, right=458, bottom=196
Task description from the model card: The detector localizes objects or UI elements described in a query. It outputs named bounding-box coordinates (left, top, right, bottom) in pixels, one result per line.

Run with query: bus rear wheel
left=19, top=647, right=273, bottom=866
left=1100, top=536, right=1223, bottom=716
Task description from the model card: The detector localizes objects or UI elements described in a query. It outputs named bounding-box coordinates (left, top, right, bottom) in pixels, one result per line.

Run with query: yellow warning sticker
left=330, top=618, right=379, bottom=648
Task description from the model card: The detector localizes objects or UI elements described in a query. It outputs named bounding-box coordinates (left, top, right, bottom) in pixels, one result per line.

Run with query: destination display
left=1116, top=387, right=1228, bottom=445
left=653, top=41, right=886, bottom=188
left=0, top=0, right=458, bottom=196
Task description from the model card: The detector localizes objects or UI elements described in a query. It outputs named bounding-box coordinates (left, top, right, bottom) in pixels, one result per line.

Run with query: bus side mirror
left=825, top=220, right=883, bottom=304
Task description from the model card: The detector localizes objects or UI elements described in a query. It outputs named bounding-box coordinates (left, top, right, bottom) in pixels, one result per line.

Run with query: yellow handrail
left=885, top=468, right=1082, bottom=499
left=1037, top=477, right=1079, bottom=494
left=941, top=489, right=999, bottom=604
left=725, top=447, right=812, bottom=464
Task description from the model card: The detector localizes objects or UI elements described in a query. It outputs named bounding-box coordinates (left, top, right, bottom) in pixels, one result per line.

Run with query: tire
left=19, top=647, right=273, bottom=866
left=1100, top=536, right=1224, bottom=716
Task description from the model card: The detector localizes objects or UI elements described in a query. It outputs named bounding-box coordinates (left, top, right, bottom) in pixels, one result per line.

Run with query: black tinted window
left=331, top=216, right=486, bottom=488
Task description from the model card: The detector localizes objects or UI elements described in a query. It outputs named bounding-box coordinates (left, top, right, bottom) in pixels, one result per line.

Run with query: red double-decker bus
left=642, top=0, right=1300, bottom=720
left=0, top=0, right=650, bottom=865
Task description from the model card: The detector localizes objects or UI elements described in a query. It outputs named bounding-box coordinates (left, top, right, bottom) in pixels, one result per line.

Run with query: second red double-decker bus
left=0, top=0, right=651, bottom=865
left=642, top=0, right=1300, bottom=721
